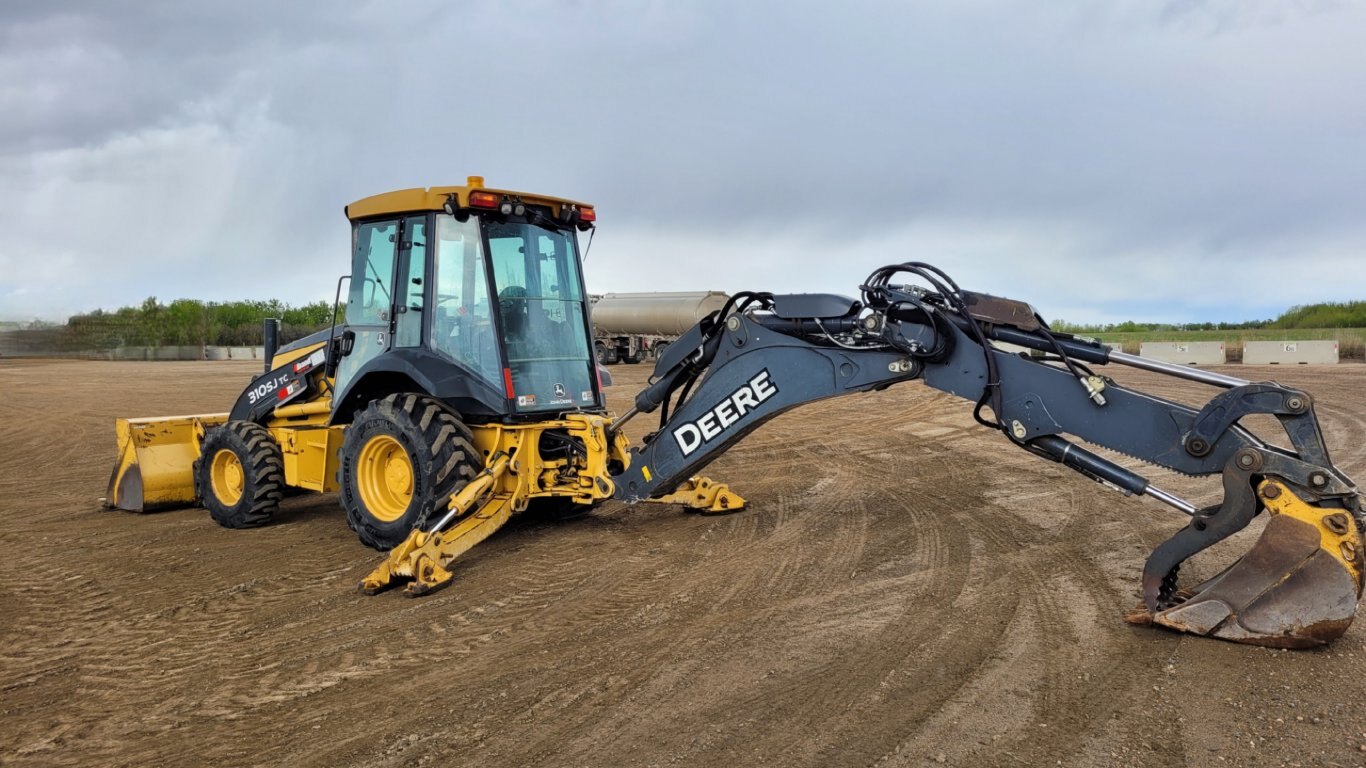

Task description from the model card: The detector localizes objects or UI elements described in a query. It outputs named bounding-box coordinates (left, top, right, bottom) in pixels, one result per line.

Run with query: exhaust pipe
left=263, top=317, right=279, bottom=373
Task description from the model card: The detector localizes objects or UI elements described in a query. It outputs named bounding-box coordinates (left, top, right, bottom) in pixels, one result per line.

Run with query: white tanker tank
left=589, top=291, right=729, bottom=364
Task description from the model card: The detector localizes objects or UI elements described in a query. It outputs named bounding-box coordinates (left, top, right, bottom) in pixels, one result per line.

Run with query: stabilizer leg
left=359, top=457, right=514, bottom=597
left=647, top=476, right=747, bottom=514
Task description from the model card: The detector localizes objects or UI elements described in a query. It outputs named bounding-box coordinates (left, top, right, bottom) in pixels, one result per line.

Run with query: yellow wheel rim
left=210, top=448, right=245, bottom=507
left=357, top=434, right=413, bottom=523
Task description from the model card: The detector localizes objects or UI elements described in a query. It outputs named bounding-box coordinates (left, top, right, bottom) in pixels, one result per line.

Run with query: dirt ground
left=2, top=358, right=1365, bottom=768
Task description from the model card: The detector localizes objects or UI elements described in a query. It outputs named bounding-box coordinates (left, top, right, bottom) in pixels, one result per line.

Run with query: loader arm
left=610, top=262, right=1363, bottom=648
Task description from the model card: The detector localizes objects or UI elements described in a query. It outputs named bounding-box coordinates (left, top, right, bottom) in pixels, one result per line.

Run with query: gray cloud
left=1, top=0, right=1362, bottom=323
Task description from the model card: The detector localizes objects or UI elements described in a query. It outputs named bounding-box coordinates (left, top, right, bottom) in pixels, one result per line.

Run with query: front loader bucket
left=1143, top=481, right=1364, bottom=648
left=106, top=415, right=227, bottom=512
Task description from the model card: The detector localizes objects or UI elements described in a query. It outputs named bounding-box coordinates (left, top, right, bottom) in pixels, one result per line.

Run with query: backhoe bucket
left=1142, top=481, right=1364, bottom=648
left=106, top=415, right=226, bottom=512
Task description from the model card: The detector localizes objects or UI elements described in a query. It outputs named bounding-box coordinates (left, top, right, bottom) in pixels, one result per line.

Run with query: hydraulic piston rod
left=1107, top=350, right=1249, bottom=389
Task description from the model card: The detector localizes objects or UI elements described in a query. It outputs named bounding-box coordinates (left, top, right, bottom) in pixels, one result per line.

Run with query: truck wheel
left=339, top=393, right=481, bottom=551
left=623, top=355, right=640, bottom=364
left=195, top=421, right=285, bottom=529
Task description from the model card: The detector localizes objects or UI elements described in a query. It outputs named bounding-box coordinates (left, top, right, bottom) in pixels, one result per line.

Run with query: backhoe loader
left=108, top=180, right=1363, bottom=648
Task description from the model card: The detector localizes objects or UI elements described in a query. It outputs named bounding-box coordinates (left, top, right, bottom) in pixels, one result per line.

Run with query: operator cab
left=333, top=179, right=602, bottom=422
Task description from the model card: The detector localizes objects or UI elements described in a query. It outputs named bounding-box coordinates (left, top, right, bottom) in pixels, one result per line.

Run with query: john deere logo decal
left=671, top=370, right=779, bottom=457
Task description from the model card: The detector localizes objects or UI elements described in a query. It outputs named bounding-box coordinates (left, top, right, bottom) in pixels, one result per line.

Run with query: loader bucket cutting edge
left=106, top=414, right=227, bottom=512
left=1144, top=481, right=1364, bottom=648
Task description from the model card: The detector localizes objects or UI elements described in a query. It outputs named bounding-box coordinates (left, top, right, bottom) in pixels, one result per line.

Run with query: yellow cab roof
left=345, top=179, right=592, bottom=221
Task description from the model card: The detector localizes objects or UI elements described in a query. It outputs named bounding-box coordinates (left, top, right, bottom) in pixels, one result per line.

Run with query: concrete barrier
left=1139, top=341, right=1226, bottom=365
left=1103, top=342, right=1123, bottom=352
left=228, top=346, right=256, bottom=360
left=205, top=346, right=230, bottom=361
left=114, top=345, right=205, bottom=360
left=112, top=346, right=152, bottom=361
left=1243, top=340, right=1339, bottom=365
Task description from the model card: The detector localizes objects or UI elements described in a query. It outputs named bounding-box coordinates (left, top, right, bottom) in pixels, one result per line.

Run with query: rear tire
left=195, top=421, right=285, bottom=528
left=339, top=393, right=481, bottom=551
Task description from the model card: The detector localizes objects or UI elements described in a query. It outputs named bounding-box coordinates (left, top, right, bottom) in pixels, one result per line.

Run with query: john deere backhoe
left=109, top=179, right=1363, bottom=648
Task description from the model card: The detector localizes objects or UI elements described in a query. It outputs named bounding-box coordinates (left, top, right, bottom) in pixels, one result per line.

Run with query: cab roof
left=345, top=178, right=592, bottom=221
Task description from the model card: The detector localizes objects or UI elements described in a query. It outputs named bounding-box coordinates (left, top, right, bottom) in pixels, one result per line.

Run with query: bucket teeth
left=1141, top=480, right=1363, bottom=648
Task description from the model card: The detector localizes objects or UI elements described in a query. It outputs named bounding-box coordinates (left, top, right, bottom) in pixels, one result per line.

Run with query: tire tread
left=339, top=394, right=481, bottom=550
left=196, top=421, right=285, bottom=528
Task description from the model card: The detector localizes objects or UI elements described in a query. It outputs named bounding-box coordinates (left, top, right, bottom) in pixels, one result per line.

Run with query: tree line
left=1052, top=300, right=1366, bottom=335
left=7, top=297, right=1363, bottom=352
left=48, top=298, right=343, bottom=349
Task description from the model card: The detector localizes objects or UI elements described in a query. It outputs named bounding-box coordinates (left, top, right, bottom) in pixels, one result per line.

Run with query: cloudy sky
left=1, top=0, right=1362, bottom=325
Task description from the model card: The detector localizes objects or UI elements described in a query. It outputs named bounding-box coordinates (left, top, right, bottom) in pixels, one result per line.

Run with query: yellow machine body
left=360, top=414, right=743, bottom=596
left=344, top=180, right=591, bottom=222
left=106, top=334, right=338, bottom=512
left=108, top=399, right=739, bottom=538
left=108, top=413, right=345, bottom=510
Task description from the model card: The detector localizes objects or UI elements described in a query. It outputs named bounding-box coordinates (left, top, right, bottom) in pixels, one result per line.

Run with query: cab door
left=393, top=215, right=428, bottom=349
left=336, top=218, right=400, bottom=396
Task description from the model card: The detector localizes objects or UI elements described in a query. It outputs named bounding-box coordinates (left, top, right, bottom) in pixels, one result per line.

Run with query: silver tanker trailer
left=589, top=291, right=729, bottom=364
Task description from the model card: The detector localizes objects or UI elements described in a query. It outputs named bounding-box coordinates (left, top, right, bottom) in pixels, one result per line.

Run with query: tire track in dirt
left=465, top=470, right=888, bottom=764
left=781, top=406, right=1191, bottom=767
left=493, top=395, right=1003, bottom=766
left=433, top=389, right=964, bottom=765
left=647, top=390, right=1087, bottom=759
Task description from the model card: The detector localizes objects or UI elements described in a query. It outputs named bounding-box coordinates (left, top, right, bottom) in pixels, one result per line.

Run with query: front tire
left=195, top=421, right=285, bottom=528
left=339, top=393, right=481, bottom=551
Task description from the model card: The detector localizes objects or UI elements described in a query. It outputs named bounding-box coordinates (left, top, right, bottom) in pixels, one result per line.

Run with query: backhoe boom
left=603, top=263, right=1362, bottom=647
left=366, top=261, right=1363, bottom=648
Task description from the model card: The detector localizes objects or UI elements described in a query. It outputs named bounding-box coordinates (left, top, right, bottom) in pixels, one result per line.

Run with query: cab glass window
left=486, top=220, right=594, bottom=412
left=348, top=220, right=398, bottom=326
left=432, top=214, right=499, bottom=385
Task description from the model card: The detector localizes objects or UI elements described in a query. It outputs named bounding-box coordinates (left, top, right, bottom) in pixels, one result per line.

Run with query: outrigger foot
left=648, top=476, right=747, bottom=514
left=358, top=456, right=513, bottom=598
